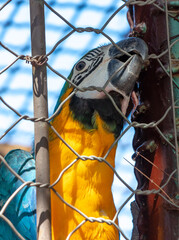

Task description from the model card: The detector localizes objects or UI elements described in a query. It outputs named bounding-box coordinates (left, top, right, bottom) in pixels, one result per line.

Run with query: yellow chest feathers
left=49, top=94, right=117, bottom=169
left=49, top=91, right=118, bottom=240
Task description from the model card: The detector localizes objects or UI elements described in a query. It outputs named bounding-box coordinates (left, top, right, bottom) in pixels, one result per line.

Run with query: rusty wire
left=0, top=0, right=179, bottom=239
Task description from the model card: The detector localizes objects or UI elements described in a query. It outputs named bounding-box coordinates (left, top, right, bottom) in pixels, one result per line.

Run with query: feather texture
left=0, top=150, right=36, bottom=240
left=49, top=88, right=119, bottom=239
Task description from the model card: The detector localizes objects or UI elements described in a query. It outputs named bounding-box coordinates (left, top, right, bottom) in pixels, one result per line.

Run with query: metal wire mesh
left=0, top=0, right=179, bottom=240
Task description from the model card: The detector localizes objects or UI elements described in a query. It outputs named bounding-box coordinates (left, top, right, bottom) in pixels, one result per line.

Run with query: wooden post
left=130, top=1, right=179, bottom=239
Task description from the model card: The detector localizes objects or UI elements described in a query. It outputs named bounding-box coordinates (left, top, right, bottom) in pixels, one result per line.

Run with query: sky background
left=0, top=1, right=137, bottom=239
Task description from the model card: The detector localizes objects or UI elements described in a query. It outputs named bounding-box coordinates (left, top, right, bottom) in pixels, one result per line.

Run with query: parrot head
left=55, top=37, right=148, bottom=137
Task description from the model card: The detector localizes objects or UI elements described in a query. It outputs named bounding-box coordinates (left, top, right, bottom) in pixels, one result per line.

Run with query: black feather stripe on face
left=72, top=49, right=105, bottom=86
left=83, top=48, right=102, bottom=61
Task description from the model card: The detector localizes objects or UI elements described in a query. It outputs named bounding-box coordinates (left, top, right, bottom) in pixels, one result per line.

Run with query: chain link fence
left=0, top=0, right=179, bottom=240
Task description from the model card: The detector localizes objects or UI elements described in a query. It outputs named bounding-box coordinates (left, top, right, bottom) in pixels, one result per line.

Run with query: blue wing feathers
left=0, top=149, right=36, bottom=239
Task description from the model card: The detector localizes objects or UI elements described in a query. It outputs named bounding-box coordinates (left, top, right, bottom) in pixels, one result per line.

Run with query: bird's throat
left=49, top=98, right=118, bottom=239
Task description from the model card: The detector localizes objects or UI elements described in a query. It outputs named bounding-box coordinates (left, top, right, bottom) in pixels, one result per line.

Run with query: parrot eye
left=76, top=61, right=86, bottom=71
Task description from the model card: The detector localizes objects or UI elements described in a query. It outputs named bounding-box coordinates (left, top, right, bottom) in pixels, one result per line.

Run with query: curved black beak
left=108, top=37, right=148, bottom=96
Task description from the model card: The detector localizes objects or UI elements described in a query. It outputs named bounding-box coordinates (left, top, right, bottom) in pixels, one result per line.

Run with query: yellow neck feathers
left=49, top=88, right=119, bottom=240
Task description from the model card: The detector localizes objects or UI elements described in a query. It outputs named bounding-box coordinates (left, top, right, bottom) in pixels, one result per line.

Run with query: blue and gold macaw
left=0, top=38, right=148, bottom=240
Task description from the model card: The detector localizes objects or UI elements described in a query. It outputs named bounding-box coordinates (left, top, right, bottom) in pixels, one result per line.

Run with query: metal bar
left=29, top=1, right=51, bottom=240
left=167, top=0, right=179, bottom=184
left=167, top=3, right=179, bottom=238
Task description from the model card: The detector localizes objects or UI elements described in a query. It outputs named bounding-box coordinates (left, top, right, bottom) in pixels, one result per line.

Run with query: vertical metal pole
left=167, top=0, right=179, bottom=184
left=167, top=4, right=179, bottom=239
left=29, top=1, right=51, bottom=240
